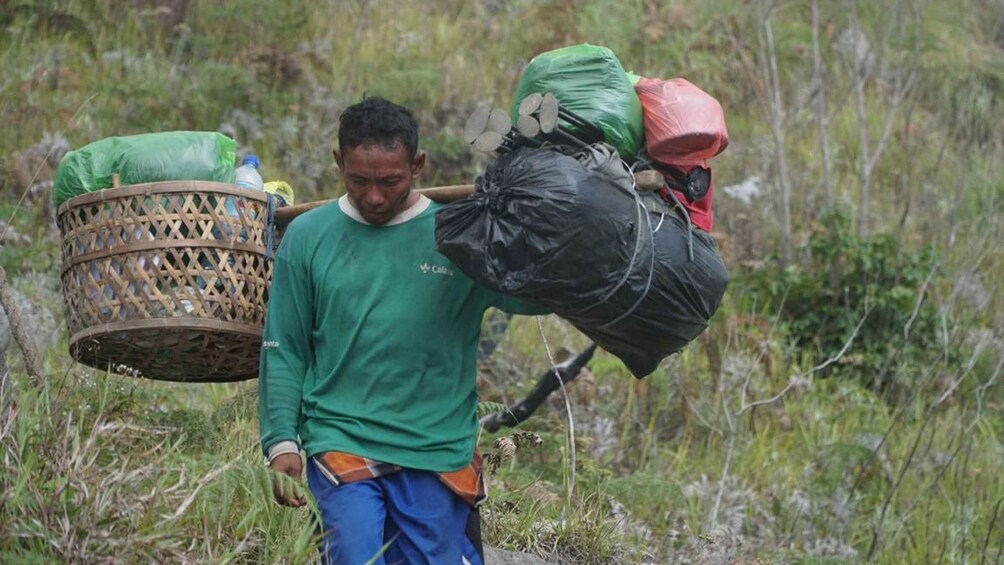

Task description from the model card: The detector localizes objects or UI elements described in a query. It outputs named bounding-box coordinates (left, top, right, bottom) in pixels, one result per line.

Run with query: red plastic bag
left=635, top=77, right=729, bottom=165
left=635, top=78, right=729, bottom=232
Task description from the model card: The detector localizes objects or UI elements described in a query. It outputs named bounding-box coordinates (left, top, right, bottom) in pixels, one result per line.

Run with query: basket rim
left=69, top=317, right=263, bottom=346
left=57, top=180, right=271, bottom=216
left=69, top=318, right=262, bottom=382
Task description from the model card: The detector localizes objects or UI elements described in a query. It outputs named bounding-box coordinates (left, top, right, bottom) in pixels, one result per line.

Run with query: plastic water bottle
left=223, top=155, right=264, bottom=240
left=229, top=154, right=264, bottom=223
left=235, top=155, right=264, bottom=190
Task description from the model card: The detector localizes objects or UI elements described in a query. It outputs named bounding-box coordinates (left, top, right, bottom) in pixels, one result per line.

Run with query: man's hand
left=270, top=452, right=306, bottom=507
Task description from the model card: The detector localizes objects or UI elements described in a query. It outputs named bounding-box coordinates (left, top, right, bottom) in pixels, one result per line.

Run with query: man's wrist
left=266, top=440, right=301, bottom=465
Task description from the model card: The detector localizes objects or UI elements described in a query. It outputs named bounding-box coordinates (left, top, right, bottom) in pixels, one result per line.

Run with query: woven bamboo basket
left=57, top=180, right=274, bottom=382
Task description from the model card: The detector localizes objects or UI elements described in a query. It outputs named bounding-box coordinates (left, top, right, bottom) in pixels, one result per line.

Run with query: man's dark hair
left=338, top=97, right=419, bottom=159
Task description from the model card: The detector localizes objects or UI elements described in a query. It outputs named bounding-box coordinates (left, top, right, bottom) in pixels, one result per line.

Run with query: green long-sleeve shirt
left=258, top=196, right=543, bottom=472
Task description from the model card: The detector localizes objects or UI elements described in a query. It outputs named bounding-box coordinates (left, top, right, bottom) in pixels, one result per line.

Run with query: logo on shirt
left=419, top=262, right=454, bottom=276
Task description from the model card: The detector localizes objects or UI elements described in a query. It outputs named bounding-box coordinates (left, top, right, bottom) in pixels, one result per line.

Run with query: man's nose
left=363, top=187, right=385, bottom=207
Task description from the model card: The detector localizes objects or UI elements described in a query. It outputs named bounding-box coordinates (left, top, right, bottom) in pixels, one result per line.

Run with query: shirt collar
left=338, top=193, right=431, bottom=226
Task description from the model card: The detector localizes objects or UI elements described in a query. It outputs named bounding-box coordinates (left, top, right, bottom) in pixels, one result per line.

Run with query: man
left=259, top=97, right=543, bottom=565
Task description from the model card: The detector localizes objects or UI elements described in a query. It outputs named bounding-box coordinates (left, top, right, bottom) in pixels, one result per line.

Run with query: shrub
left=740, top=206, right=942, bottom=390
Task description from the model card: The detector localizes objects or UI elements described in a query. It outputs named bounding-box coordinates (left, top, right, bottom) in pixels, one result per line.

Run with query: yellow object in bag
left=264, top=181, right=295, bottom=206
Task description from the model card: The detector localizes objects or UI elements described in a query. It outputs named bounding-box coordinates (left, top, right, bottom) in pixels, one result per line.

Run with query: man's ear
left=411, top=150, right=426, bottom=179
left=333, top=149, right=343, bottom=172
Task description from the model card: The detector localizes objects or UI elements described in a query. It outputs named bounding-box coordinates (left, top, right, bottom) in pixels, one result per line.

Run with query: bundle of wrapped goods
left=634, top=77, right=730, bottom=232
left=511, top=43, right=645, bottom=160
left=52, top=131, right=237, bottom=206
left=435, top=145, right=728, bottom=378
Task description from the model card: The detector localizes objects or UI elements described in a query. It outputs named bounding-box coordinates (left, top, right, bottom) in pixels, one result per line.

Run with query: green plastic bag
left=53, top=131, right=237, bottom=206
left=511, top=44, right=644, bottom=158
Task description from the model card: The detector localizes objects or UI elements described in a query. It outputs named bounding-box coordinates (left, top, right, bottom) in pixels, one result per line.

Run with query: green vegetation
left=2, top=0, right=1002, bottom=563
left=739, top=206, right=944, bottom=391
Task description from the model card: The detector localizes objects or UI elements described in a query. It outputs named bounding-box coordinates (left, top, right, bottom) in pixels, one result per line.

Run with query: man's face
left=335, top=142, right=425, bottom=225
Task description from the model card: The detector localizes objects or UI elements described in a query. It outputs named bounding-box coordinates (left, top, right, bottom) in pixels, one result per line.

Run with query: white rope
left=653, top=212, right=666, bottom=233
left=536, top=315, right=576, bottom=513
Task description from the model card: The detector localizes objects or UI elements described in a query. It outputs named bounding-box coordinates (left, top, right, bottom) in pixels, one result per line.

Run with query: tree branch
left=761, top=0, right=793, bottom=266
left=0, top=266, right=43, bottom=387
left=811, top=0, right=833, bottom=205
left=739, top=304, right=871, bottom=416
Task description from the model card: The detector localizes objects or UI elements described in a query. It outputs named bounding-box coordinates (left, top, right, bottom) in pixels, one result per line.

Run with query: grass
left=0, top=372, right=318, bottom=563
left=472, top=283, right=1004, bottom=563
left=2, top=292, right=1001, bottom=563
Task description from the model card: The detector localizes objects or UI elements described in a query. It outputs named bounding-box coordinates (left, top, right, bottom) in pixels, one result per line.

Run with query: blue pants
left=307, top=460, right=484, bottom=565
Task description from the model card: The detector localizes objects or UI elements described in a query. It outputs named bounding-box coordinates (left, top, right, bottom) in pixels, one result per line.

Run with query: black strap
left=466, top=507, right=484, bottom=562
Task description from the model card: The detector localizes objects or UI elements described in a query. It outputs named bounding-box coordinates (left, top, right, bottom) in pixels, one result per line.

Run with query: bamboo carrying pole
left=274, top=170, right=664, bottom=226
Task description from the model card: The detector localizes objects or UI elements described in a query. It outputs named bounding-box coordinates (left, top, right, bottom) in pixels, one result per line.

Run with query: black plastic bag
left=435, top=146, right=728, bottom=378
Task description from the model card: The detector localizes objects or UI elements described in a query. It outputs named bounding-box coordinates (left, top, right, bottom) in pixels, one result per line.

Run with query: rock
left=484, top=546, right=555, bottom=565
left=722, top=176, right=762, bottom=207
left=4, top=132, right=69, bottom=236
left=836, top=27, right=876, bottom=77
left=954, top=272, right=991, bottom=310
left=5, top=132, right=70, bottom=199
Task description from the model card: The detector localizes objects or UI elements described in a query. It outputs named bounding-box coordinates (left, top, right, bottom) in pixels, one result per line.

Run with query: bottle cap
left=241, top=155, right=261, bottom=168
